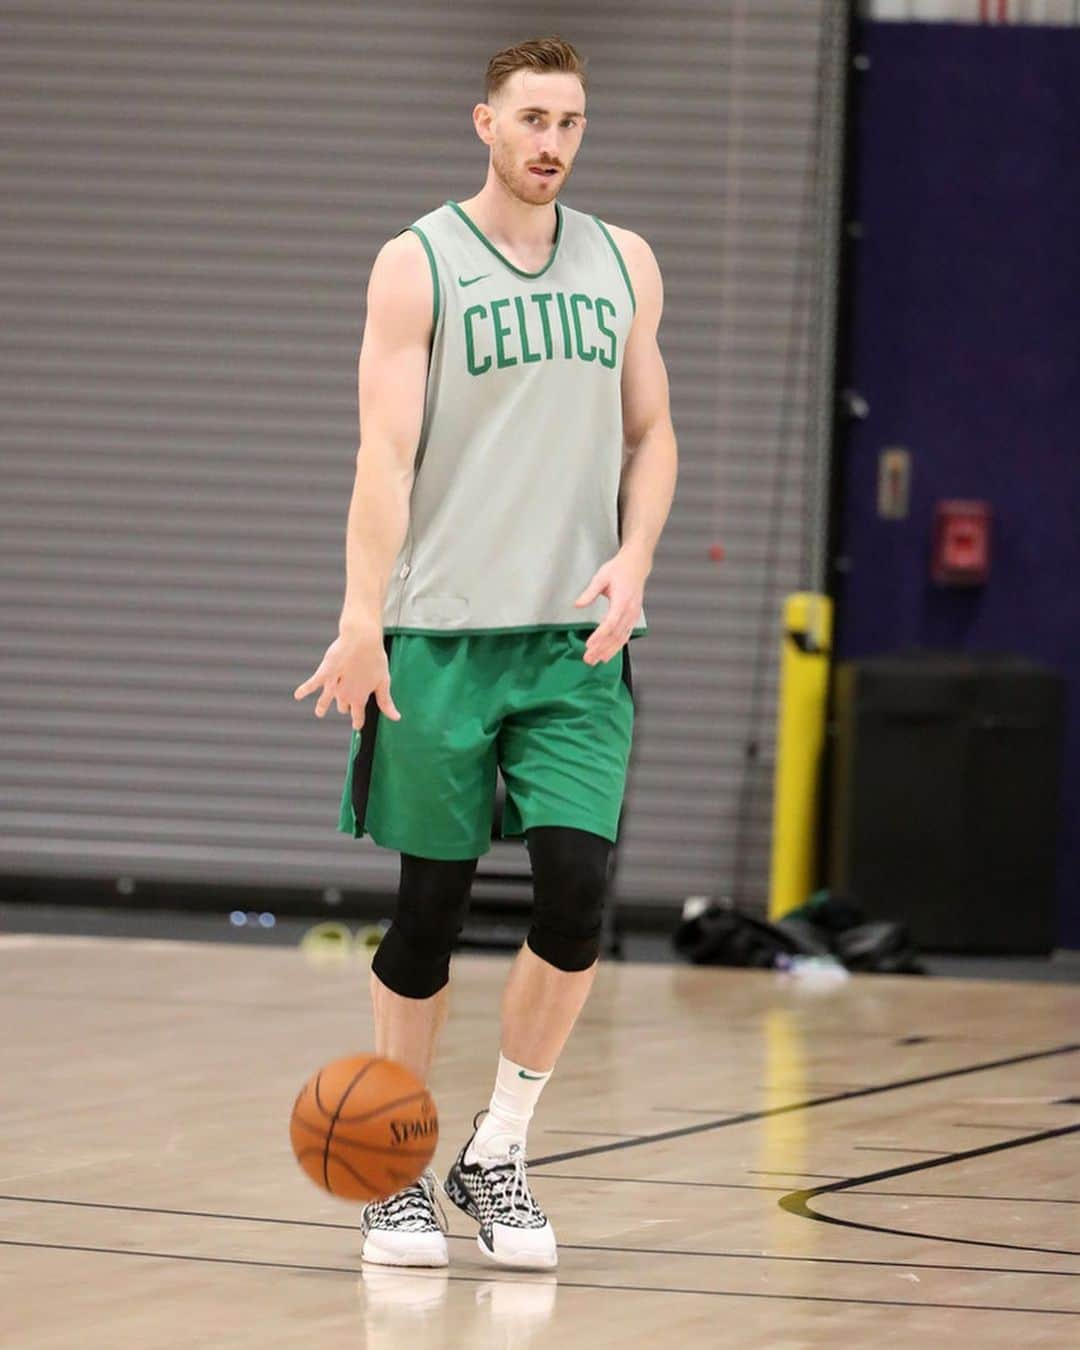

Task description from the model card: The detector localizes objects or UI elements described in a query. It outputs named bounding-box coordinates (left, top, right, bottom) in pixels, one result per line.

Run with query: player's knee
left=371, top=855, right=476, bottom=999
left=526, top=827, right=612, bottom=972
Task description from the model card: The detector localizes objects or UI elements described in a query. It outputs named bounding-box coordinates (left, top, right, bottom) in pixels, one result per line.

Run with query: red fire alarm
left=932, top=499, right=991, bottom=586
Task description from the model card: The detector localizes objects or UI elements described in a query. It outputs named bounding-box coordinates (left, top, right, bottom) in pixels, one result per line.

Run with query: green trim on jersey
left=593, top=217, right=636, bottom=314
left=409, top=224, right=440, bottom=327
left=447, top=200, right=565, bottom=280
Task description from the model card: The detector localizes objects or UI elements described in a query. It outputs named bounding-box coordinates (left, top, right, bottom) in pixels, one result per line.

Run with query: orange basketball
left=289, top=1053, right=438, bottom=1202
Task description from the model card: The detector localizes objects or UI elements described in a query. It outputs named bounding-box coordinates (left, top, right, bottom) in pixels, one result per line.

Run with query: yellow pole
left=768, top=593, right=833, bottom=920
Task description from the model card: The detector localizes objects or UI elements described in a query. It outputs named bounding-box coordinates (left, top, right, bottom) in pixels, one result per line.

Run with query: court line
left=780, top=1122, right=1080, bottom=1257
left=543, top=1129, right=647, bottom=1139
left=1, top=1194, right=1075, bottom=1279
left=853, top=1146, right=949, bottom=1155
left=533, top=1176, right=795, bottom=1193
left=529, top=1042, right=1079, bottom=1166
left=530, top=1173, right=1080, bottom=1205
left=751, top=1083, right=874, bottom=1091
left=751, top=1169, right=848, bottom=1178
left=650, top=1107, right=744, bottom=1115
left=0, top=1238, right=1075, bottom=1315
left=953, top=1122, right=1059, bottom=1132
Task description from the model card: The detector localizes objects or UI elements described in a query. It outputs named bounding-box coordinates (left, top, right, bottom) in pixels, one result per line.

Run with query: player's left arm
left=575, top=228, right=678, bottom=665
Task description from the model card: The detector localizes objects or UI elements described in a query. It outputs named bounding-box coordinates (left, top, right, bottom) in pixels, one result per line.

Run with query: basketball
left=289, top=1053, right=438, bottom=1202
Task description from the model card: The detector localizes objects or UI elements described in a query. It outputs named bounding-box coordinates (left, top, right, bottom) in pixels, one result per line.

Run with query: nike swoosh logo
left=459, top=273, right=491, bottom=287
left=518, top=1070, right=546, bottom=1081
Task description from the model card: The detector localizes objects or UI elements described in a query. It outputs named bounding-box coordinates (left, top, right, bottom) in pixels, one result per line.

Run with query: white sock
left=466, top=1053, right=552, bottom=1164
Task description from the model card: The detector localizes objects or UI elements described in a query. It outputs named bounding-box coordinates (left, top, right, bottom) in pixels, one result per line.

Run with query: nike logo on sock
left=459, top=273, right=491, bottom=287
left=518, top=1070, right=546, bottom=1080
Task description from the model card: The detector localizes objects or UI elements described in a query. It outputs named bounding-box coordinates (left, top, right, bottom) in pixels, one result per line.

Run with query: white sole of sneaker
left=360, top=1235, right=449, bottom=1269
left=476, top=1231, right=558, bottom=1271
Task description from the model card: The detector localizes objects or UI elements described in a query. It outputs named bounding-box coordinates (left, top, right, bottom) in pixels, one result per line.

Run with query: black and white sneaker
left=359, top=1167, right=448, bottom=1267
left=444, top=1115, right=557, bottom=1270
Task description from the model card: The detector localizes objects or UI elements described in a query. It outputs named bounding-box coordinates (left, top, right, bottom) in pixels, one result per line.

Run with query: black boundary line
left=543, top=1129, right=647, bottom=1139
left=750, top=1083, right=875, bottom=1091
left=532, top=1175, right=795, bottom=1193
left=528, top=1042, right=1079, bottom=1167
left=2, top=1193, right=1075, bottom=1280
left=0, top=1239, right=1075, bottom=1316
left=649, top=1107, right=744, bottom=1116
left=751, top=1169, right=849, bottom=1178
left=780, top=1122, right=1080, bottom=1257
left=852, top=1146, right=949, bottom=1155
left=531, top=1173, right=1080, bottom=1206
left=953, top=1122, right=1059, bottom=1132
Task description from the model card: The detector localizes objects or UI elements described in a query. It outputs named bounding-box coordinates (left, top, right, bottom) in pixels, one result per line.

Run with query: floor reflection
left=358, top=1267, right=451, bottom=1348
left=475, top=1273, right=558, bottom=1347
left=357, top=1263, right=558, bottom=1348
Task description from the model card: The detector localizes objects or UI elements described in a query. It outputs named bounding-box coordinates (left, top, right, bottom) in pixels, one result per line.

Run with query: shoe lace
left=488, top=1145, right=542, bottom=1222
left=368, top=1169, right=447, bottom=1233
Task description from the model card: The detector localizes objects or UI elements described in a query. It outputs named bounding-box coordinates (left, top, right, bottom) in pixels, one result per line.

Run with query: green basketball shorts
left=337, top=628, right=636, bottom=860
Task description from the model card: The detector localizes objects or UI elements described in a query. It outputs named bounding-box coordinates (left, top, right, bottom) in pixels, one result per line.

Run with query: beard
left=491, top=138, right=572, bottom=205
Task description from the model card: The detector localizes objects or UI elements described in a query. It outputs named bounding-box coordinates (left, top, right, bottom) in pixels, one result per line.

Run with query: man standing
left=295, top=35, right=677, bottom=1271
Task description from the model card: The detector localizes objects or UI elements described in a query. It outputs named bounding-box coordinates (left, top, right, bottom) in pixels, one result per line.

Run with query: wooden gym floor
left=0, top=932, right=1077, bottom=1348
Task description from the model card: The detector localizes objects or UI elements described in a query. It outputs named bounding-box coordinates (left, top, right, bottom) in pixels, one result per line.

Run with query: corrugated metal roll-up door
left=0, top=1, right=848, bottom=908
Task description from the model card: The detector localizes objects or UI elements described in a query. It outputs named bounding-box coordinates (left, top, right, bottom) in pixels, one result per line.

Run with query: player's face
left=486, top=71, right=587, bottom=205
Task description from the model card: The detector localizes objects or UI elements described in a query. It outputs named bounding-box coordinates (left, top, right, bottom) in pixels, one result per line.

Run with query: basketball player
left=295, top=36, right=677, bottom=1270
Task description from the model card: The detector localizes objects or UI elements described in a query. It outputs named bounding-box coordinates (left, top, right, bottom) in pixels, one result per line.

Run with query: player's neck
left=456, top=177, right=559, bottom=258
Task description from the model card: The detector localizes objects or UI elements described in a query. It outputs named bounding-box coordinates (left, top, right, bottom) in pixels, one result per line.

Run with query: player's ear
left=473, top=102, right=495, bottom=148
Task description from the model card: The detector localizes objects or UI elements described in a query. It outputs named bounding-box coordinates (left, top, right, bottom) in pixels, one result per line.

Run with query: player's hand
left=293, top=628, right=401, bottom=731
left=574, top=546, right=649, bottom=666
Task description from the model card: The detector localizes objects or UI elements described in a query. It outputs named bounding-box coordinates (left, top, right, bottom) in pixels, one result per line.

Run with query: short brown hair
left=485, top=36, right=587, bottom=102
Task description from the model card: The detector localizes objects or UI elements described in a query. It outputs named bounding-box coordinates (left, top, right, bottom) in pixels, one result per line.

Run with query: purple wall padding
left=836, top=23, right=1080, bottom=948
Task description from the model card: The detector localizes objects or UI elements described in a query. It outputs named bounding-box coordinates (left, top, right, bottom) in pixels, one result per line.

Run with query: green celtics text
left=464, top=292, right=619, bottom=375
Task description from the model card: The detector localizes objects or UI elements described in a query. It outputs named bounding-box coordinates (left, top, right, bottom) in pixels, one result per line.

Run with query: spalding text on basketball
left=389, top=1114, right=440, bottom=1146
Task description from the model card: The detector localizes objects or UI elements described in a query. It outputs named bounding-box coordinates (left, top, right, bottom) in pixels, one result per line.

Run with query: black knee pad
left=525, top=826, right=612, bottom=972
left=371, top=854, right=477, bottom=999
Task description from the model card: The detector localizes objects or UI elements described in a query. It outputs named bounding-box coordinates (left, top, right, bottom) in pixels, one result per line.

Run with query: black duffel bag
left=672, top=900, right=823, bottom=968
left=672, top=891, right=924, bottom=975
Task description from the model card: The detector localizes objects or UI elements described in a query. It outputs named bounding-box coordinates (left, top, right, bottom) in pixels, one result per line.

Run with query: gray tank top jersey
left=381, top=199, right=645, bottom=634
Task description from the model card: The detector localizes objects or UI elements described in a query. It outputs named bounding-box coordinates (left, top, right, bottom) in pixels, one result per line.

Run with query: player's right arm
left=293, top=230, right=433, bottom=729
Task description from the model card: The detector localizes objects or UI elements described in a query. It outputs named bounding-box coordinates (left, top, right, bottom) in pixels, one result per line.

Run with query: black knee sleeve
left=525, top=826, right=612, bottom=972
left=371, top=854, right=477, bottom=999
